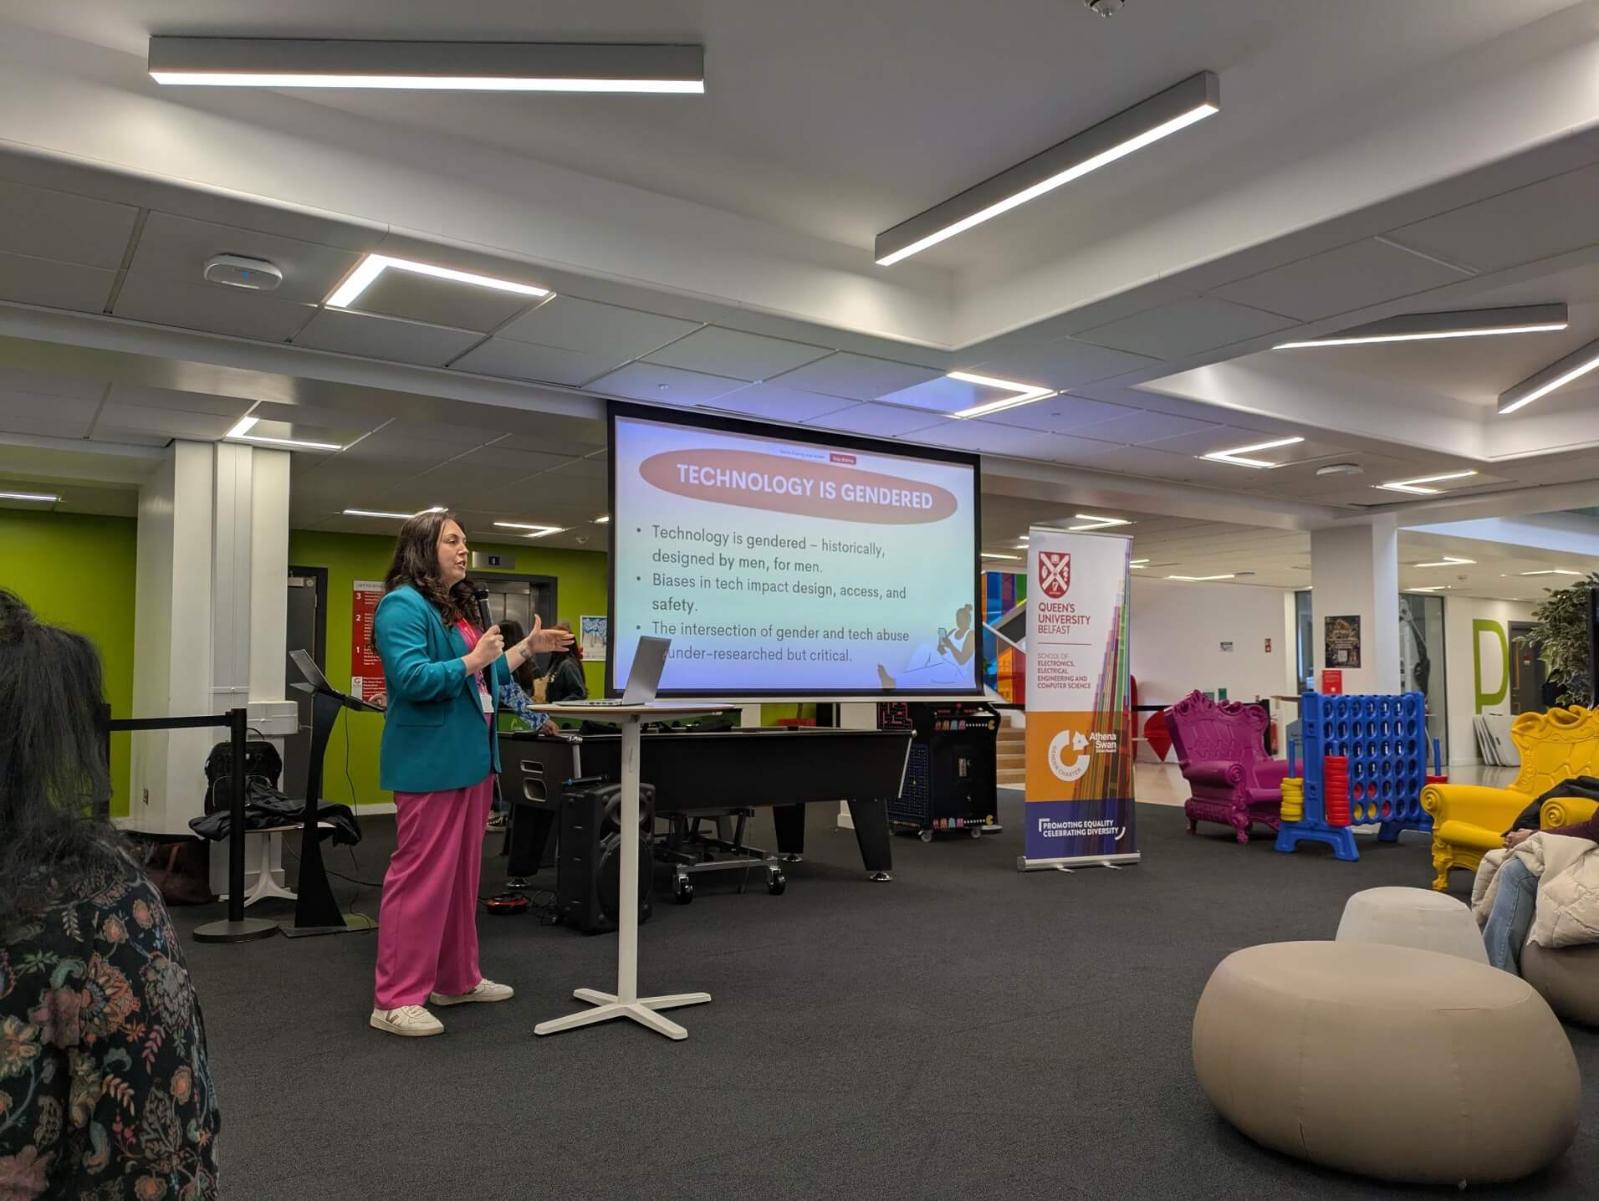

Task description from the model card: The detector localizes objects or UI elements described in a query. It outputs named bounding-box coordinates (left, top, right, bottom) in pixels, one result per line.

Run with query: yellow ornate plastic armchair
left=1419, top=706, right=1599, bottom=890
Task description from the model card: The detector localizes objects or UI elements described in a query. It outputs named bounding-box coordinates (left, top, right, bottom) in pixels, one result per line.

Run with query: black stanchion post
left=194, top=707, right=279, bottom=944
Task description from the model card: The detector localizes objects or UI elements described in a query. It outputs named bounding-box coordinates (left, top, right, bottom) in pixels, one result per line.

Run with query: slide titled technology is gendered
left=611, top=408, right=980, bottom=695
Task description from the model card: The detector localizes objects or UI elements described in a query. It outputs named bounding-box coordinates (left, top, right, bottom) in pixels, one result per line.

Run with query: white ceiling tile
left=908, top=420, right=1117, bottom=461
left=982, top=396, right=1141, bottom=434
left=1387, top=163, right=1599, bottom=274
left=587, top=362, right=746, bottom=405
left=1074, top=298, right=1295, bottom=359
left=802, top=402, right=946, bottom=437
left=1129, top=425, right=1281, bottom=457
left=770, top=353, right=944, bottom=401
left=493, top=423, right=608, bottom=457
left=0, top=180, right=138, bottom=269
left=94, top=403, right=236, bottom=440
left=110, top=385, right=255, bottom=418
left=643, top=326, right=830, bottom=381
left=1210, top=238, right=1470, bottom=322
left=293, top=309, right=482, bottom=368
left=114, top=274, right=317, bottom=342
left=0, top=391, right=100, bottom=438
left=446, top=444, right=577, bottom=476
left=963, top=338, right=1162, bottom=389
left=0, top=251, right=115, bottom=314
left=451, top=338, right=618, bottom=387
left=348, top=269, right=540, bottom=332
left=128, top=212, right=364, bottom=306
left=1070, top=411, right=1230, bottom=446
left=699, top=383, right=856, bottom=423
left=0, top=367, right=104, bottom=402
left=876, top=375, right=1018, bottom=414
left=497, top=295, right=700, bottom=358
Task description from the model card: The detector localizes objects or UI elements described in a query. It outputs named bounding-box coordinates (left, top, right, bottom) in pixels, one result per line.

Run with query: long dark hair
left=499, top=620, right=537, bottom=692
left=382, top=509, right=477, bottom=623
left=0, top=590, right=121, bottom=929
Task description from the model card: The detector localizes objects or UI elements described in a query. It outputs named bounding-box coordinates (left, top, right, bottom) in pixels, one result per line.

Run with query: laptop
left=556, top=635, right=671, bottom=707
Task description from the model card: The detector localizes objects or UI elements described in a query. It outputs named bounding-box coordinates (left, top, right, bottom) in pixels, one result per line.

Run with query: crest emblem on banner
left=1038, top=551, right=1072, bottom=598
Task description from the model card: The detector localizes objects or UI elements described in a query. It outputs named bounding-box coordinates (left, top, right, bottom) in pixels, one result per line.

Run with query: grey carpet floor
left=173, top=794, right=1597, bottom=1200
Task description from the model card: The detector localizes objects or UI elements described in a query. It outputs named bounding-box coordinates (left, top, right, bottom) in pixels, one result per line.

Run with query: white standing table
left=530, top=701, right=733, bottom=1041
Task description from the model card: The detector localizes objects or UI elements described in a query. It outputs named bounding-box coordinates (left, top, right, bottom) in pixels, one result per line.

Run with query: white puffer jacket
left=1473, top=833, right=1599, bottom=949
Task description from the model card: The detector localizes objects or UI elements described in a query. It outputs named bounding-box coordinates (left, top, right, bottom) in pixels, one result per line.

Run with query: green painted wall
left=288, top=529, right=609, bottom=808
left=0, top=511, right=137, bottom=817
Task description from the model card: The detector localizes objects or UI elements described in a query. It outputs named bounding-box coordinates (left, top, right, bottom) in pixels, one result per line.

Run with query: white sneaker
left=369, top=1005, right=444, bottom=1037
left=429, top=978, right=514, bottom=1006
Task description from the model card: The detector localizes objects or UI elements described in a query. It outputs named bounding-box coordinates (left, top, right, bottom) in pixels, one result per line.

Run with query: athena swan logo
left=1047, top=729, right=1092, bottom=782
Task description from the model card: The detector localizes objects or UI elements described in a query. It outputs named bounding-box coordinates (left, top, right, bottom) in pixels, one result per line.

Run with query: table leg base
left=535, top=989, right=712, bottom=1040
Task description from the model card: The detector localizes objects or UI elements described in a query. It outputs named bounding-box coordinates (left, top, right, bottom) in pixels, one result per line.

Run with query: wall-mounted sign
left=1325, top=614, right=1362, bottom=668
left=1220, top=641, right=1234, bottom=653
left=471, top=551, right=514, bottom=570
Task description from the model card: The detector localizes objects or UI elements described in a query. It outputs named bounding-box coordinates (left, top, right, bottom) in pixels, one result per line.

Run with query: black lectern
left=286, top=650, right=382, bottom=938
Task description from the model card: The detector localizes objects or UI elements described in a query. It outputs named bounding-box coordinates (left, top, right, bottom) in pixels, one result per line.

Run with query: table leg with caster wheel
left=535, top=712, right=711, bottom=1041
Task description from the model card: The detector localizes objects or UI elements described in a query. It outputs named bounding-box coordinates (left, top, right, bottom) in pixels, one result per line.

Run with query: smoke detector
left=203, top=254, right=283, bottom=291
left=1084, top=0, right=1126, bottom=15
left=1316, top=463, right=1363, bottom=477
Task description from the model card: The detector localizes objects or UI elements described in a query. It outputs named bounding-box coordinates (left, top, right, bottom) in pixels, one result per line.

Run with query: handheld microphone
left=472, top=584, right=494, bottom=635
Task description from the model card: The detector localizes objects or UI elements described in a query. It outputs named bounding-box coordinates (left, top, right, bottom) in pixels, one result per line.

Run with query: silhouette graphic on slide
left=877, top=604, right=975, bottom=689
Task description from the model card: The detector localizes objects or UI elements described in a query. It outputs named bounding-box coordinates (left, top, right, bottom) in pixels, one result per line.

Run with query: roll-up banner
left=1021, top=529, right=1138, bottom=870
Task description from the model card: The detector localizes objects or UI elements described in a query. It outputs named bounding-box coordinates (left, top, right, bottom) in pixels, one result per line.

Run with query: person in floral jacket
left=1, top=590, right=220, bottom=1199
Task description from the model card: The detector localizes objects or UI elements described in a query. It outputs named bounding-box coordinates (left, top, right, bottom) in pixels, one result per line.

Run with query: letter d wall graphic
left=1021, top=528, right=1139, bottom=871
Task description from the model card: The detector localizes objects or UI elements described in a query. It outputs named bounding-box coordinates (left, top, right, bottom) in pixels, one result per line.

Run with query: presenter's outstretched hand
left=523, top=614, right=575, bottom=655
left=465, top=625, right=505, bottom=672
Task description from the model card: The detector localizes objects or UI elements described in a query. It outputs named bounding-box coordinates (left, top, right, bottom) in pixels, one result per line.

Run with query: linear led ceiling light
left=1374, top=470, right=1478, bottom=495
left=981, top=552, right=1022, bottom=561
left=875, top=71, right=1219, bottom=266
left=1067, top=513, right=1131, bottom=532
left=1407, top=585, right=1448, bottom=592
left=1499, top=336, right=1599, bottom=415
left=327, top=254, right=551, bottom=310
left=1130, top=558, right=1149, bottom=568
left=343, top=507, right=446, bottom=520
left=1519, top=569, right=1585, bottom=577
left=1413, top=555, right=1475, bottom=568
left=946, top=372, right=1057, bottom=418
left=149, top=38, right=705, bottom=93
left=1168, top=573, right=1235, bottom=581
left=1201, top=436, right=1304, bottom=469
left=493, top=521, right=562, bottom=538
left=1274, top=304, right=1568, bottom=350
left=0, top=490, right=60, bottom=502
left=594, top=515, right=611, bottom=524
left=225, top=415, right=344, bottom=451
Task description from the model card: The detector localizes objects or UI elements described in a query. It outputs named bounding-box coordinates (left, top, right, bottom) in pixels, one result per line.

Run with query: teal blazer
left=373, top=584, right=509, bottom=793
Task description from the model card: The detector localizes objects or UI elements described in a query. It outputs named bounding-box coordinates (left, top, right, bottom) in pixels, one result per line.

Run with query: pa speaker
left=556, top=779, right=653, bottom=934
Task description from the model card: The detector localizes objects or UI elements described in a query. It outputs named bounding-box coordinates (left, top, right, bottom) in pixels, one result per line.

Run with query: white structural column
left=129, top=440, right=296, bottom=835
left=1310, top=517, right=1401, bottom=695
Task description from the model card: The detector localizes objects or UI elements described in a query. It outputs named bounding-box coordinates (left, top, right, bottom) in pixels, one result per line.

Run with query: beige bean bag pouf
left=1521, top=942, right=1599, bottom=1027
left=1193, top=941, right=1579, bottom=1185
left=1335, top=886, right=1487, bottom=963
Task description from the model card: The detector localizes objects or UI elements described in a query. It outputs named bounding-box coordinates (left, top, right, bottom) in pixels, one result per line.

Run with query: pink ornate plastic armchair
left=1164, top=691, right=1288, bottom=843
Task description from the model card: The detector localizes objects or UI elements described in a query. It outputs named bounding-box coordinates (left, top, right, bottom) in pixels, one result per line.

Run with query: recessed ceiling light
left=593, top=515, right=611, bottom=524
left=0, top=490, right=60, bottom=503
left=1201, top=436, right=1304, bottom=469
left=326, top=254, right=551, bottom=310
left=493, top=521, right=562, bottom=538
left=1130, top=558, right=1149, bottom=568
left=1315, top=463, right=1362, bottom=477
left=1067, top=513, right=1132, bottom=531
left=1374, top=470, right=1478, bottom=495
left=875, top=72, right=1218, bottom=265
left=1413, top=555, right=1475, bottom=567
left=225, top=415, right=343, bottom=451
left=945, top=372, right=1056, bottom=418
left=1407, top=585, right=1448, bottom=592
left=1168, top=574, right=1235, bottom=581
left=1274, top=304, right=1568, bottom=349
left=1499, top=336, right=1599, bottom=415
left=982, top=552, right=1022, bottom=561
left=1519, top=569, right=1584, bottom=577
left=343, top=507, right=445, bottom=520
left=148, top=37, right=706, bottom=93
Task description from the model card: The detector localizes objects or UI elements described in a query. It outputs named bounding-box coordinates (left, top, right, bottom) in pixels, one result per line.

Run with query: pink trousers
left=373, top=774, right=494, bottom=1009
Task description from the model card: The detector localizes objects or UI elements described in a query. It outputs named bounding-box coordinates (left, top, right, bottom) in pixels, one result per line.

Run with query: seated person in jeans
left=1483, top=806, right=1599, bottom=974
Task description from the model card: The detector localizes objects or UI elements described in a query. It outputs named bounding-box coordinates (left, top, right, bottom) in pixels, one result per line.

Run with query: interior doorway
left=1508, top=620, right=1548, bottom=715
left=477, top=572, right=559, bottom=668
left=284, top=566, right=328, bottom=800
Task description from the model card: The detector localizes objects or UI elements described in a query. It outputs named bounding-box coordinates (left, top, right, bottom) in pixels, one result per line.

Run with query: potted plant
left=1516, top=572, right=1599, bottom=706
